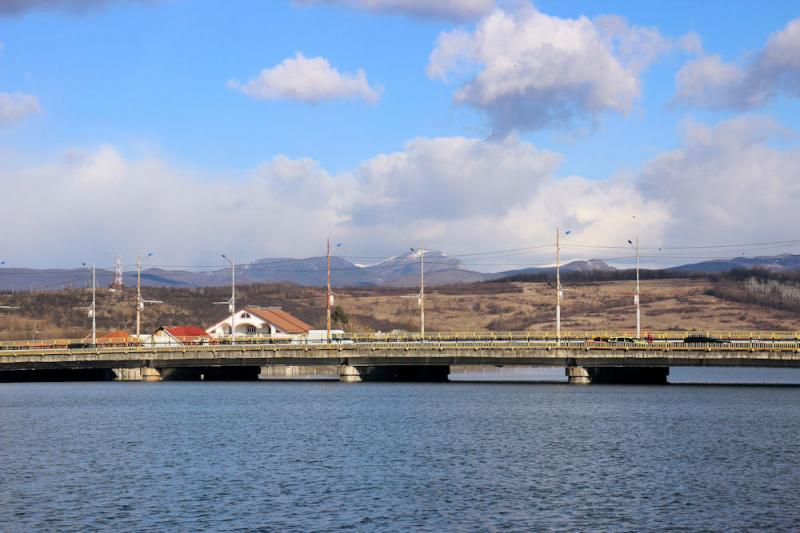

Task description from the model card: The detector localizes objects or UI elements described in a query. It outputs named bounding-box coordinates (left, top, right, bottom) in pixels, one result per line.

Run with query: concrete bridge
left=2, top=334, right=799, bottom=384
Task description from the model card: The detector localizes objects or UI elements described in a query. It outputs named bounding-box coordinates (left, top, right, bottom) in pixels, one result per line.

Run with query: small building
left=206, top=306, right=312, bottom=340
left=152, top=326, right=212, bottom=346
left=84, top=330, right=135, bottom=345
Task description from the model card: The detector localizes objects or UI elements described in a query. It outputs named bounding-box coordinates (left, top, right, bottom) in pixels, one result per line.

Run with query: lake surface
left=2, top=380, right=799, bottom=531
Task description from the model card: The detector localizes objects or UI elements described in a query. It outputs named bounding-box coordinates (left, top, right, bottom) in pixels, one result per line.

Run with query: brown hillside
left=0, top=278, right=798, bottom=341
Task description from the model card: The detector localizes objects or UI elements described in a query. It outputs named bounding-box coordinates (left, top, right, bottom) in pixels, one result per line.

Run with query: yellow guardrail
left=1, top=336, right=800, bottom=357
left=1, top=330, right=800, bottom=349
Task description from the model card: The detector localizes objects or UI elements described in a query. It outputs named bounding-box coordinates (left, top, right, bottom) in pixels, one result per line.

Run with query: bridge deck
left=2, top=339, right=800, bottom=370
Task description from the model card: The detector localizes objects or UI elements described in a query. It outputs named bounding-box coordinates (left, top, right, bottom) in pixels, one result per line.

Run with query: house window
left=241, top=312, right=251, bottom=319
left=246, top=326, right=256, bottom=334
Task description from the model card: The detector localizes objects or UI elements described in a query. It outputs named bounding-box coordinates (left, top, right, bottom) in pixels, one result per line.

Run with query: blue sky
left=1, top=0, right=800, bottom=270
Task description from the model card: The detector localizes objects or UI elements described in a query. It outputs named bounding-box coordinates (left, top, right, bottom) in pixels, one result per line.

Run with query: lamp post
left=555, top=229, right=571, bottom=344
left=326, top=239, right=342, bottom=343
left=217, top=254, right=236, bottom=344
left=410, top=247, right=425, bottom=338
left=136, top=251, right=160, bottom=340
left=81, top=262, right=96, bottom=345
left=627, top=236, right=641, bottom=338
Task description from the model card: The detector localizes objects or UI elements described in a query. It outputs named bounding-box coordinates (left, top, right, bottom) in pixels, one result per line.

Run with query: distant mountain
left=4, top=253, right=799, bottom=292
left=494, top=259, right=616, bottom=279
left=667, top=254, right=800, bottom=274
left=363, top=250, right=464, bottom=284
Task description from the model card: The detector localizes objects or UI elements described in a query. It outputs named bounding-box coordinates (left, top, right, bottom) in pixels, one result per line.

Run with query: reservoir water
left=1, top=377, right=799, bottom=531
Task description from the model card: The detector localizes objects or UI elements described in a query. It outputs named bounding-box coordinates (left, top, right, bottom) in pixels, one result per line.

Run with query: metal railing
left=1, top=331, right=800, bottom=357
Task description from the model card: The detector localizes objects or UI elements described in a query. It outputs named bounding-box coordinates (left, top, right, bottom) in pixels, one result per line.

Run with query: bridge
left=1, top=332, right=799, bottom=384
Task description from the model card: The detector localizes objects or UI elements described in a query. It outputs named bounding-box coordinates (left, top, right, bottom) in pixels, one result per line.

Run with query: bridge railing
left=2, top=333, right=800, bottom=356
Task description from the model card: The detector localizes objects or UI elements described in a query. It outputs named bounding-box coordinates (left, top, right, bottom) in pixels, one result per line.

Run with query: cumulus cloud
left=344, top=135, right=561, bottom=224
left=0, top=0, right=156, bottom=16
left=228, top=53, right=381, bottom=103
left=1, top=146, right=341, bottom=266
left=427, top=5, right=671, bottom=134
left=293, top=0, right=495, bottom=21
left=638, top=115, right=800, bottom=245
left=675, top=18, right=800, bottom=109
left=7, top=118, right=798, bottom=269
left=0, top=92, right=41, bottom=124
left=2, top=135, right=664, bottom=269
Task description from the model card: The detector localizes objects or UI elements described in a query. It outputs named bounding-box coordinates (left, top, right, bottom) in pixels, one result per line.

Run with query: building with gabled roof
left=206, top=306, right=313, bottom=339
left=152, top=325, right=212, bottom=345
left=84, top=330, right=134, bottom=344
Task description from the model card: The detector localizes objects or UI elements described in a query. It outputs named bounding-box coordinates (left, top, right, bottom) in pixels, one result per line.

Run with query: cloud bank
left=8, top=115, right=795, bottom=269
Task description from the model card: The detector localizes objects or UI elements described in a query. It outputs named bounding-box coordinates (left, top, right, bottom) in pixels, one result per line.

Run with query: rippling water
left=2, top=381, right=799, bottom=531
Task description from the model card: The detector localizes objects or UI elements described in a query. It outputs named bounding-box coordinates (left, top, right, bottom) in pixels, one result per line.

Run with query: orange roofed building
left=205, top=306, right=312, bottom=340
left=83, top=330, right=135, bottom=344
left=152, top=325, right=212, bottom=345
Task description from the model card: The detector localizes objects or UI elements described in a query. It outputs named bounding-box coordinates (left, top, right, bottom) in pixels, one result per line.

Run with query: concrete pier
left=339, top=365, right=450, bottom=383
left=258, top=365, right=338, bottom=380
left=566, top=366, right=591, bottom=384
left=113, top=367, right=162, bottom=381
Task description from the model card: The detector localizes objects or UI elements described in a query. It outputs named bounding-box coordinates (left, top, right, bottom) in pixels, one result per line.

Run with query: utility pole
left=636, top=235, right=641, bottom=338
left=326, top=238, right=332, bottom=343
left=137, top=252, right=143, bottom=339
left=136, top=251, right=159, bottom=340
left=629, top=236, right=641, bottom=338
left=556, top=228, right=561, bottom=345
left=411, top=247, right=425, bottom=337
left=82, top=263, right=96, bottom=345
left=91, top=264, right=96, bottom=345
left=216, top=255, right=236, bottom=344
left=420, top=246, right=425, bottom=338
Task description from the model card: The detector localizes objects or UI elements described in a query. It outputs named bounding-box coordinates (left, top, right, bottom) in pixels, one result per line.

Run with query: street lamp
left=326, top=239, right=342, bottom=343
left=410, top=247, right=425, bottom=337
left=80, top=262, right=96, bottom=345
left=135, top=251, right=161, bottom=340
left=214, top=254, right=236, bottom=344
left=627, top=237, right=641, bottom=338
left=555, top=228, right=571, bottom=344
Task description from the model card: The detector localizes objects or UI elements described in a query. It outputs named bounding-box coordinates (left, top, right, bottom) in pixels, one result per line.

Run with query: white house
left=148, top=326, right=212, bottom=346
left=206, top=306, right=313, bottom=340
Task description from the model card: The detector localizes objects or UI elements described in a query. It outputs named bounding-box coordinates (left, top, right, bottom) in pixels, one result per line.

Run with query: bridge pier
left=566, top=366, right=669, bottom=384
left=566, top=366, right=591, bottom=384
left=258, top=365, right=338, bottom=380
left=339, top=365, right=450, bottom=383
left=112, top=367, right=162, bottom=382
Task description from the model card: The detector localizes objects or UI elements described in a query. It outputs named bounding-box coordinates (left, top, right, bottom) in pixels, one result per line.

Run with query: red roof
left=245, top=307, right=312, bottom=334
left=84, top=330, right=133, bottom=342
left=161, top=326, right=210, bottom=338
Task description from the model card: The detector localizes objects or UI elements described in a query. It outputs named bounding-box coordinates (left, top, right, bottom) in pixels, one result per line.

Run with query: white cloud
left=638, top=115, right=800, bottom=245
left=6, top=118, right=799, bottom=270
left=293, top=0, right=495, bottom=21
left=0, top=92, right=41, bottom=124
left=344, top=135, right=561, bottom=224
left=2, top=146, right=341, bottom=266
left=674, top=18, right=800, bottom=109
left=427, top=5, right=671, bottom=134
left=228, top=52, right=382, bottom=103
left=0, top=0, right=157, bottom=16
